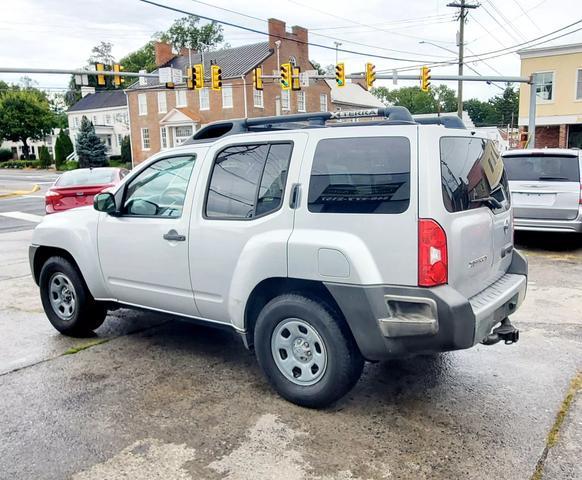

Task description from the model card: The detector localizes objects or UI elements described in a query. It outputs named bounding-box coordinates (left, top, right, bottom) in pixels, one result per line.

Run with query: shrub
left=38, top=146, right=52, bottom=168
left=58, top=160, right=79, bottom=171
left=0, top=148, right=12, bottom=162
left=2, top=160, right=39, bottom=169
left=121, top=135, right=132, bottom=165
left=54, top=130, right=74, bottom=169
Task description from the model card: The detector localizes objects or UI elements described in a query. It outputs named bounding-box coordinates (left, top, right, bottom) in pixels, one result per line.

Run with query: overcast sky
left=1, top=0, right=581, bottom=102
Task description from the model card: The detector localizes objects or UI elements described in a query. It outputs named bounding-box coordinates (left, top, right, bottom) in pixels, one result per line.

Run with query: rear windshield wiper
left=470, top=196, right=503, bottom=209
left=538, top=176, right=570, bottom=181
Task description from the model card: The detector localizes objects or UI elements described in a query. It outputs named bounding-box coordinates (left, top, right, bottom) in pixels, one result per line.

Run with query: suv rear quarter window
left=308, top=136, right=411, bottom=214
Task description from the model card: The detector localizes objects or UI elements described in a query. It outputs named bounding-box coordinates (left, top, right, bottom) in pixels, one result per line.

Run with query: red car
left=45, top=167, right=129, bottom=214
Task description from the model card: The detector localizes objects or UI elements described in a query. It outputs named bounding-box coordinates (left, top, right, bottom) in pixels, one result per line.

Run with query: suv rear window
left=308, top=137, right=410, bottom=214
left=440, top=137, right=506, bottom=213
left=503, top=154, right=580, bottom=182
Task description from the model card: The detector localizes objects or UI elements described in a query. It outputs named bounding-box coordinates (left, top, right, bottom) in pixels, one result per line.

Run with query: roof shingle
left=67, top=90, right=127, bottom=112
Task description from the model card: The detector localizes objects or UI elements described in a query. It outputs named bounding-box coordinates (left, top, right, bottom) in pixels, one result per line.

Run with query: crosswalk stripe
left=0, top=211, right=43, bottom=223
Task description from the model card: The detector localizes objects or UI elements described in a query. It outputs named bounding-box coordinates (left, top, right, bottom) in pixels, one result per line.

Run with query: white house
left=325, top=80, right=385, bottom=111
left=67, top=88, right=129, bottom=157
left=1, top=129, right=60, bottom=159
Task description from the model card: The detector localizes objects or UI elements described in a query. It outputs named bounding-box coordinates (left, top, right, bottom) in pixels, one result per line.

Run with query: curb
left=0, top=184, right=41, bottom=200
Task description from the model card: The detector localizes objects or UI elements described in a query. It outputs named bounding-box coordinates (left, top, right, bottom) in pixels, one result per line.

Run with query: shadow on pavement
left=515, top=231, right=582, bottom=253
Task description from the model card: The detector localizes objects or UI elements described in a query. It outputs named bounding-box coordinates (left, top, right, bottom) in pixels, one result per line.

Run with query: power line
left=479, top=2, right=522, bottom=43
left=511, top=0, right=542, bottom=32
left=137, top=0, right=445, bottom=63
left=484, top=0, right=527, bottom=41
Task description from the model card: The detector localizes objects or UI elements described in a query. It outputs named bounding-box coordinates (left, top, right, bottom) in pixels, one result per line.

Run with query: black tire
left=39, top=256, right=107, bottom=337
left=254, top=293, right=364, bottom=408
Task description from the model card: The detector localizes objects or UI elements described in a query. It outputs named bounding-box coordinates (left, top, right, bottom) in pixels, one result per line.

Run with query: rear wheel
left=254, top=293, right=364, bottom=408
left=39, top=256, right=106, bottom=337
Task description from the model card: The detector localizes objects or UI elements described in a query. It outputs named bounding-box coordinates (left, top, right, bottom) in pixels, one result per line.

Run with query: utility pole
left=447, top=0, right=479, bottom=118
left=334, top=41, right=342, bottom=64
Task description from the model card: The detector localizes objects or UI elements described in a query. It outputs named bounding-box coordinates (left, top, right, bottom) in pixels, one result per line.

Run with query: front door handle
left=163, top=229, right=186, bottom=242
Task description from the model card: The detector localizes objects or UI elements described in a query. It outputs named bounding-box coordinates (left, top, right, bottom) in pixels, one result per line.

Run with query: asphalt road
left=0, top=170, right=57, bottom=233
left=0, top=173, right=580, bottom=479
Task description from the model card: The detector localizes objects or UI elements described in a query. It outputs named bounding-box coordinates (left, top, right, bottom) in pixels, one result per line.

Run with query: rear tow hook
left=481, top=318, right=519, bottom=346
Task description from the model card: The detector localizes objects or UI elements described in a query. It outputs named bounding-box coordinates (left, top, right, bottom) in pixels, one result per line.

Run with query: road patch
left=0, top=184, right=40, bottom=199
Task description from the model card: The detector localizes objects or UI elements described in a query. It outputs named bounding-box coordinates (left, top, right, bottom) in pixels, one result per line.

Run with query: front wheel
left=254, top=293, right=364, bottom=408
left=39, top=256, right=107, bottom=337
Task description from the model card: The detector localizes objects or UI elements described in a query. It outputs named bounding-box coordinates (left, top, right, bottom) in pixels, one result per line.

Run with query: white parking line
left=0, top=211, right=43, bottom=223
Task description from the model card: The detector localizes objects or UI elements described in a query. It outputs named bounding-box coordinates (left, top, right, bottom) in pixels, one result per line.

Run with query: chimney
left=81, top=86, right=95, bottom=97
left=155, top=41, right=175, bottom=67
left=268, top=18, right=286, bottom=49
left=179, top=47, right=197, bottom=57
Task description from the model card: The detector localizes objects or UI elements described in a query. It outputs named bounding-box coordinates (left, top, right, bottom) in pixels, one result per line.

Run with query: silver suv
left=30, top=108, right=527, bottom=408
left=502, top=148, right=582, bottom=233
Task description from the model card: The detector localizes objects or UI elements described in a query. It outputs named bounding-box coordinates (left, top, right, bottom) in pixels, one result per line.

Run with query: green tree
left=121, top=135, right=132, bottom=166
left=120, top=42, right=157, bottom=73
left=157, top=16, right=224, bottom=51
left=54, top=129, right=74, bottom=168
left=0, top=90, right=56, bottom=159
left=38, top=146, right=52, bottom=168
left=371, top=85, right=455, bottom=114
left=489, top=85, right=519, bottom=127
left=88, top=41, right=116, bottom=65
left=75, top=116, right=107, bottom=168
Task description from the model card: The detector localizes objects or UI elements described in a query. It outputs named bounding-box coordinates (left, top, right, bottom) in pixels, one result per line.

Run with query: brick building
left=126, top=18, right=333, bottom=165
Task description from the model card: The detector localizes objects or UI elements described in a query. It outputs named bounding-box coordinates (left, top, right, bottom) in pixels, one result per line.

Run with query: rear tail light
left=579, top=184, right=582, bottom=205
left=45, top=190, right=62, bottom=213
left=418, top=219, right=448, bottom=287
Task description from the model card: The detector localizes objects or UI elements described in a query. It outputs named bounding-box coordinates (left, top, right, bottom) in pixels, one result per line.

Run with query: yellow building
left=518, top=43, right=582, bottom=148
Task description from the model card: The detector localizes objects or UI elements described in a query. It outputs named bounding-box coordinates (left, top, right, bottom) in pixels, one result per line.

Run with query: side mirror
left=94, top=192, right=116, bottom=214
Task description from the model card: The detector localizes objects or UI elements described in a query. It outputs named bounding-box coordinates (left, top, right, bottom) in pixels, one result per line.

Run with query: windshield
left=56, top=168, right=116, bottom=187
left=503, top=154, right=580, bottom=182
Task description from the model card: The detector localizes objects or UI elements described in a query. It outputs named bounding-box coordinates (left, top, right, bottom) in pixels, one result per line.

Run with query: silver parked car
left=502, top=149, right=582, bottom=233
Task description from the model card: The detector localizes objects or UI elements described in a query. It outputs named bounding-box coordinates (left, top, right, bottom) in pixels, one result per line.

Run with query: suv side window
left=308, top=136, right=411, bottom=214
left=206, top=143, right=292, bottom=219
left=122, top=155, right=196, bottom=218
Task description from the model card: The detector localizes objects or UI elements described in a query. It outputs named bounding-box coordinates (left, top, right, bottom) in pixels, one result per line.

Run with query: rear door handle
left=163, top=229, right=186, bottom=242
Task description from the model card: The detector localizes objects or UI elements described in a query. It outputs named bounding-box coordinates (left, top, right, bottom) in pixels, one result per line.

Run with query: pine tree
left=38, top=146, right=52, bottom=169
left=75, top=116, right=107, bottom=168
left=120, top=135, right=132, bottom=166
left=54, top=129, right=74, bottom=169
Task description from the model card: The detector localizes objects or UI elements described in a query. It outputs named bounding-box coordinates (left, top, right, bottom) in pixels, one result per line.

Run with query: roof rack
left=414, top=116, right=467, bottom=129
left=184, top=106, right=466, bottom=145
left=186, top=107, right=414, bottom=144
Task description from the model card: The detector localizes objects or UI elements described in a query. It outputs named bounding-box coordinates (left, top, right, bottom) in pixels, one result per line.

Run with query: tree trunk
left=21, top=139, right=30, bottom=160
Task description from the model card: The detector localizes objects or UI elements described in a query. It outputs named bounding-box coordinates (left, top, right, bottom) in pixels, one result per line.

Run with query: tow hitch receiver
left=481, top=318, right=519, bottom=346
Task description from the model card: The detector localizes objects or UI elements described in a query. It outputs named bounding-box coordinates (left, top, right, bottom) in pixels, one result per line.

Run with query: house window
left=160, top=127, right=168, bottom=149
left=141, top=128, right=150, bottom=150
left=281, top=90, right=290, bottom=111
left=158, top=91, right=167, bottom=113
left=73, top=117, right=79, bottom=128
left=199, top=88, right=210, bottom=110
left=92, top=115, right=98, bottom=125
left=175, top=89, right=187, bottom=108
left=117, top=134, right=123, bottom=146
left=138, top=93, right=147, bottom=115
left=174, top=125, right=193, bottom=145
left=297, top=91, right=306, bottom=112
left=253, top=88, right=264, bottom=108
left=535, top=72, right=554, bottom=102
left=222, top=84, right=233, bottom=109
left=576, top=69, right=582, bottom=100
left=320, top=94, right=328, bottom=112
left=105, top=114, right=112, bottom=125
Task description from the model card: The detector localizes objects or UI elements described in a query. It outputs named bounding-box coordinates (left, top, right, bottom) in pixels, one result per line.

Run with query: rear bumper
left=514, top=209, right=582, bottom=233
left=325, top=250, right=528, bottom=361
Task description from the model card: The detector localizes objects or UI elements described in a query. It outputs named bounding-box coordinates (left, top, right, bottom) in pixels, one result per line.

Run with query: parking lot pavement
left=0, top=228, right=580, bottom=480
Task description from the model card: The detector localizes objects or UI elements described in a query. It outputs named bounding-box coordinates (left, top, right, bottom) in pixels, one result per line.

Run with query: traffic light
left=113, top=64, right=124, bottom=87
left=253, top=67, right=263, bottom=90
left=186, top=67, right=194, bottom=90
left=95, top=63, right=105, bottom=86
left=280, top=63, right=291, bottom=90
left=365, top=62, right=376, bottom=89
left=211, top=65, right=222, bottom=91
left=335, top=63, right=345, bottom=87
left=194, top=64, right=204, bottom=89
left=421, top=66, right=431, bottom=92
left=292, top=66, right=301, bottom=91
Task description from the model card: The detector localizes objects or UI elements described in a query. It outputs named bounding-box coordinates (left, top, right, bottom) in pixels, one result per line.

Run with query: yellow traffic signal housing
left=253, top=67, right=263, bottom=90
left=365, top=62, right=376, bottom=89
left=335, top=63, right=345, bottom=87
left=194, top=64, right=204, bottom=89
left=113, top=64, right=124, bottom=87
left=280, top=63, right=291, bottom=90
left=421, top=66, right=431, bottom=92
left=95, top=63, right=105, bottom=86
left=211, top=64, right=222, bottom=91
left=292, top=66, right=301, bottom=91
left=186, top=67, right=195, bottom=90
